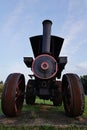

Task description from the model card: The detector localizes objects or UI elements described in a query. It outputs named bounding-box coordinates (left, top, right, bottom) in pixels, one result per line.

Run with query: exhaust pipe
left=42, top=20, right=52, bottom=53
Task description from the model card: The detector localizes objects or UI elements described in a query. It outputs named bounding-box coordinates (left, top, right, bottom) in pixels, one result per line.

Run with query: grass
left=22, top=97, right=64, bottom=114
left=23, top=96, right=87, bottom=115
left=83, top=96, right=87, bottom=117
left=0, top=125, right=87, bottom=130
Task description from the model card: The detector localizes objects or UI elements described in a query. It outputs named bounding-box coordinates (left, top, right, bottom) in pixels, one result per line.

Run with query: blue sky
left=0, top=0, right=87, bottom=82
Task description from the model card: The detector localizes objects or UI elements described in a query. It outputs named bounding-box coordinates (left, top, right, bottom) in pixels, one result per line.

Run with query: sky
left=0, top=0, right=87, bottom=82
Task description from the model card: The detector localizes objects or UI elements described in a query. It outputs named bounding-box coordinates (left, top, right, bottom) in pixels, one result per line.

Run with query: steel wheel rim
left=62, top=73, right=85, bottom=117
left=14, top=76, right=25, bottom=113
left=62, top=75, right=73, bottom=115
left=1, top=73, right=25, bottom=117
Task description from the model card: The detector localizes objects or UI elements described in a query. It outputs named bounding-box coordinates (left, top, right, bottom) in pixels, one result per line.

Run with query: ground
left=0, top=104, right=87, bottom=128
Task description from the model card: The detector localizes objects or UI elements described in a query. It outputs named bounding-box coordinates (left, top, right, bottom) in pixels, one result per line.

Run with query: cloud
left=60, top=0, right=87, bottom=57
left=2, top=60, right=32, bottom=83
left=61, top=19, right=85, bottom=55
left=1, top=1, right=25, bottom=36
left=62, top=60, right=87, bottom=77
left=74, top=61, right=87, bottom=76
left=60, top=0, right=87, bottom=56
left=77, top=62, right=87, bottom=70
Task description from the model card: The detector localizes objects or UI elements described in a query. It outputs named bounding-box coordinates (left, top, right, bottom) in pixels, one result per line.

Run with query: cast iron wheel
left=53, top=81, right=62, bottom=106
left=62, top=73, right=85, bottom=117
left=26, top=80, right=36, bottom=105
left=53, top=97, right=61, bottom=106
left=1, top=73, right=25, bottom=117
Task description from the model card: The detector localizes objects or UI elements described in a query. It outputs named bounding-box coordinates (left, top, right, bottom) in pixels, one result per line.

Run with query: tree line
left=0, top=75, right=87, bottom=94
left=80, top=75, right=87, bottom=95
left=0, top=81, right=3, bottom=84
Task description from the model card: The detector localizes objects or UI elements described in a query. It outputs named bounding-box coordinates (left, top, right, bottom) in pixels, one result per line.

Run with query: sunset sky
left=0, top=0, right=87, bottom=82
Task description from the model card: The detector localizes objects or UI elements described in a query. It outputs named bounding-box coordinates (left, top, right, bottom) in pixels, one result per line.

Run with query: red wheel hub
left=41, top=62, right=49, bottom=70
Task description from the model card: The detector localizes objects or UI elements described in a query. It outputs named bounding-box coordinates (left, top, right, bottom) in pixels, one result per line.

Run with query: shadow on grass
left=0, top=103, right=87, bottom=128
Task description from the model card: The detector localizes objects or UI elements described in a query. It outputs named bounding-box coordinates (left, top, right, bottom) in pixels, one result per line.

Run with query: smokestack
left=42, top=20, right=52, bottom=53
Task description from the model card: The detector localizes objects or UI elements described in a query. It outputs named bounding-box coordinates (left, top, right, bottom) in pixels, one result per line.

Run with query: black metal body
left=24, top=20, right=67, bottom=101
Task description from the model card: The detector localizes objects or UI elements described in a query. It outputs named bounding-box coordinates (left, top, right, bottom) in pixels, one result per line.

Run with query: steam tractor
left=1, top=20, right=85, bottom=117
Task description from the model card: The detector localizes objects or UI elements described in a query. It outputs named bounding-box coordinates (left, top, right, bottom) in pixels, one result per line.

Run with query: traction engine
left=1, top=20, right=85, bottom=117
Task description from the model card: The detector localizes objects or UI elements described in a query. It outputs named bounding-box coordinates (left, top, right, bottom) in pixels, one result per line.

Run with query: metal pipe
left=42, top=20, right=52, bottom=53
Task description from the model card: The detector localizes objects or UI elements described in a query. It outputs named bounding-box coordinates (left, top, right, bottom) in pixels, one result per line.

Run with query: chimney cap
left=42, top=20, right=52, bottom=25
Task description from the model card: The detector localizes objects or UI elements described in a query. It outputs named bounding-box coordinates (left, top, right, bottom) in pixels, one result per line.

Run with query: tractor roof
left=30, top=35, right=64, bottom=59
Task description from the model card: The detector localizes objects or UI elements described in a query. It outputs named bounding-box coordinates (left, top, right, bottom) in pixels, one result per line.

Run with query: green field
left=0, top=98, right=87, bottom=130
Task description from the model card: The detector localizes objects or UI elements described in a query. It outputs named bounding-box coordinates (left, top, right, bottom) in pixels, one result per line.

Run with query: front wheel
left=1, top=73, right=25, bottom=117
left=62, top=73, right=85, bottom=117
